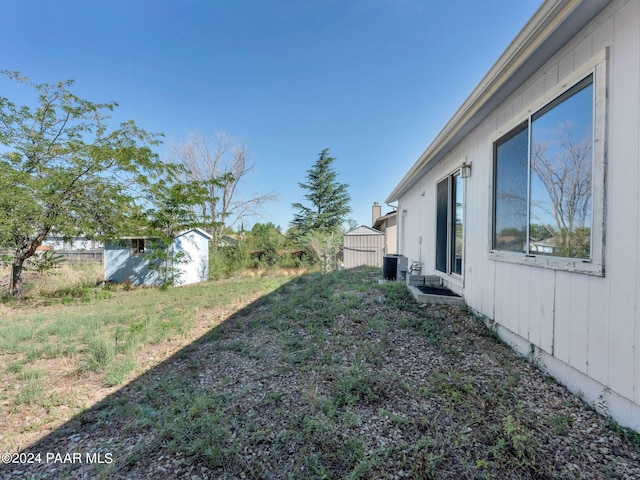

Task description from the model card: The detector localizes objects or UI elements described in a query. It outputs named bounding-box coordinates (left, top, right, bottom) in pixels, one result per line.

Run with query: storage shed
left=342, top=226, right=384, bottom=269
left=104, top=228, right=212, bottom=287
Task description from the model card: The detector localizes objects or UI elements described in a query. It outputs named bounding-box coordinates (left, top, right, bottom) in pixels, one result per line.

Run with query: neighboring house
left=387, top=0, right=640, bottom=431
left=372, top=202, right=398, bottom=255
left=41, top=235, right=103, bottom=251
left=104, top=228, right=212, bottom=287
left=343, top=226, right=385, bottom=269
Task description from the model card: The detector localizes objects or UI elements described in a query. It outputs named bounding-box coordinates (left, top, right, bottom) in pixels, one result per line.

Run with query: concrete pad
left=407, top=284, right=465, bottom=306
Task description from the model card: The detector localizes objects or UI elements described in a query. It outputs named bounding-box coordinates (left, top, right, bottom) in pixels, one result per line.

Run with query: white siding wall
left=397, top=0, right=640, bottom=429
left=174, top=230, right=210, bottom=286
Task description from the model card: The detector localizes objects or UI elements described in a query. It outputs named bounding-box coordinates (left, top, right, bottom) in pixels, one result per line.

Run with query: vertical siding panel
left=592, top=15, right=614, bottom=54
left=466, top=130, right=494, bottom=318
left=482, top=259, right=496, bottom=320
left=503, top=263, right=518, bottom=333
left=511, top=93, right=523, bottom=117
left=494, top=262, right=507, bottom=330
left=584, top=8, right=614, bottom=394
left=608, top=285, right=636, bottom=402
left=481, top=123, right=497, bottom=320
left=401, top=191, right=422, bottom=263
left=544, top=64, right=559, bottom=91
left=531, top=77, right=545, bottom=103
left=637, top=32, right=640, bottom=408
left=425, top=181, right=435, bottom=270
left=479, top=252, right=495, bottom=321
left=496, top=262, right=521, bottom=333
left=528, top=266, right=555, bottom=353
left=521, top=82, right=533, bottom=111
left=607, top=0, right=639, bottom=402
left=528, top=266, right=542, bottom=347
left=554, top=271, right=572, bottom=364
left=569, top=275, right=589, bottom=374
left=539, top=268, right=556, bottom=353
left=588, top=275, right=609, bottom=385
left=517, top=266, right=531, bottom=340
left=495, top=106, right=508, bottom=131
left=632, top=2, right=640, bottom=411
left=558, top=51, right=574, bottom=80
left=573, top=35, right=593, bottom=67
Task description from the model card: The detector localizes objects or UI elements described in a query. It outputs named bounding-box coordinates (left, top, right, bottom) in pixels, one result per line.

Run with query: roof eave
left=386, top=0, right=611, bottom=203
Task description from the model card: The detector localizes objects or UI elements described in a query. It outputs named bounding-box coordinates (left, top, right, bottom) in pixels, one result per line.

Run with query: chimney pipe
left=372, top=201, right=382, bottom=227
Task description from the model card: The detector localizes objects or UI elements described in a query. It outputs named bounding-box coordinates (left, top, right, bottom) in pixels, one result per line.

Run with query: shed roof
left=111, top=227, right=213, bottom=241
left=175, top=228, right=213, bottom=240
left=345, top=225, right=384, bottom=236
left=386, top=0, right=611, bottom=203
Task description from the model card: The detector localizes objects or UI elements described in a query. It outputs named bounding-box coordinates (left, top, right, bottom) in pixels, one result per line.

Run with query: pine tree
left=291, top=148, right=352, bottom=235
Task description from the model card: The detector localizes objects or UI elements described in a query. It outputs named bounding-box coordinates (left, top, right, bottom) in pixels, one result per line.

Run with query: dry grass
left=0, top=263, right=103, bottom=299
left=232, top=266, right=314, bottom=278
left=1, top=268, right=639, bottom=479
left=0, top=272, right=293, bottom=459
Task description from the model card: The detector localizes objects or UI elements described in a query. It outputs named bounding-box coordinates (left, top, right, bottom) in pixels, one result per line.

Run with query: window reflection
left=493, top=75, right=594, bottom=260
left=453, top=173, right=463, bottom=274
left=529, top=79, right=593, bottom=259
left=494, top=124, right=528, bottom=252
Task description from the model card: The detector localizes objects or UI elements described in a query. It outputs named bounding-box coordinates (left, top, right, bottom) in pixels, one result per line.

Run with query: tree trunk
left=10, top=262, right=24, bottom=298
left=8, top=230, right=49, bottom=297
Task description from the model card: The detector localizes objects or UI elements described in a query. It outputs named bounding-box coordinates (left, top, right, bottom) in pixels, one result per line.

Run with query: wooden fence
left=1, top=249, right=104, bottom=266
left=54, top=249, right=104, bottom=264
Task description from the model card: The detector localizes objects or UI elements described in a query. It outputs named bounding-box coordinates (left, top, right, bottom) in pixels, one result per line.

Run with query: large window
left=493, top=75, right=594, bottom=261
left=436, top=171, right=464, bottom=276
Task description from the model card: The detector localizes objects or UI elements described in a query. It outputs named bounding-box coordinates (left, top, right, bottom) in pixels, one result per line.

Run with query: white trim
left=177, top=227, right=213, bottom=240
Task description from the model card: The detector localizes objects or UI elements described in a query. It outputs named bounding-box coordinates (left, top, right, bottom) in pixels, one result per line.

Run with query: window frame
left=489, top=49, right=607, bottom=276
left=436, top=166, right=465, bottom=279
left=131, top=238, right=146, bottom=255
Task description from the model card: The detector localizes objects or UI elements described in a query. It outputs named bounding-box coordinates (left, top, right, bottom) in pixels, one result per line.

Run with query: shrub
left=277, top=249, right=315, bottom=269
left=209, top=245, right=251, bottom=280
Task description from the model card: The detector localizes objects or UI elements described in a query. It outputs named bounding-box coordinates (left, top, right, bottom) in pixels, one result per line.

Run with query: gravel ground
left=1, top=269, right=639, bottom=479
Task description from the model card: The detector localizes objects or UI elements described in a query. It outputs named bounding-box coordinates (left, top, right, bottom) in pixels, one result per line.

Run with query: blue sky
left=1, top=0, right=541, bottom=232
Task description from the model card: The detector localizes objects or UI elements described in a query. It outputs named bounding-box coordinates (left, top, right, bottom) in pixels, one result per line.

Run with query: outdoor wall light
left=460, top=161, right=472, bottom=178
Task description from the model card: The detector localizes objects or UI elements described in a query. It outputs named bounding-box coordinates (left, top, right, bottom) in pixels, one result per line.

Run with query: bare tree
left=530, top=120, right=592, bottom=257
left=168, top=131, right=277, bottom=245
